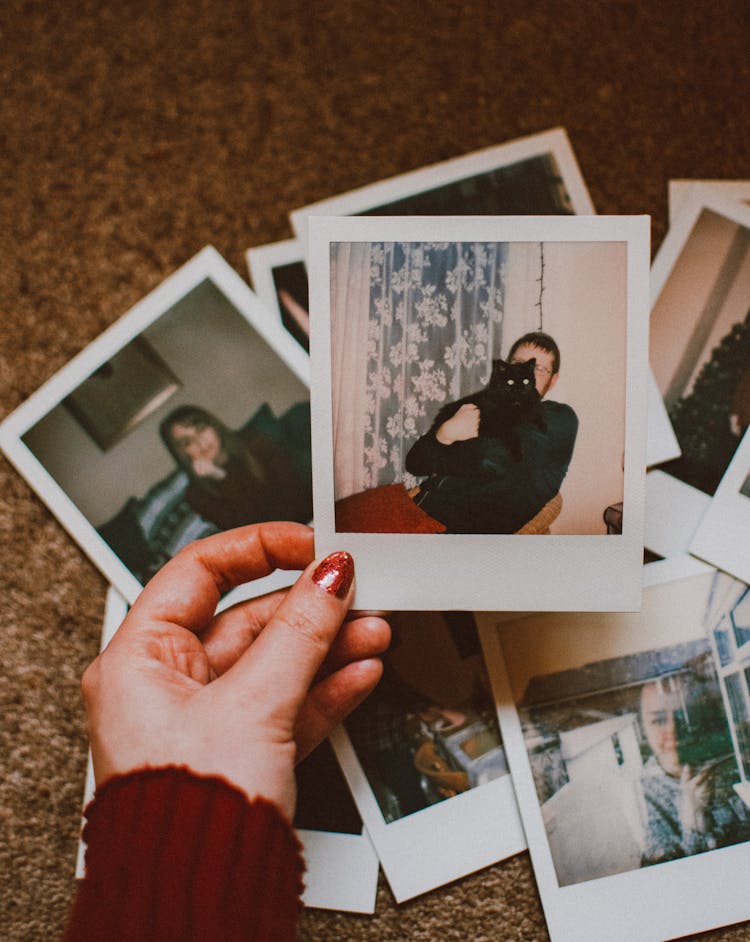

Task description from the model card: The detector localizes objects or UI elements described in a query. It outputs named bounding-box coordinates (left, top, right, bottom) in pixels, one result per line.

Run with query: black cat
left=429, top=358, right=546, bottom=461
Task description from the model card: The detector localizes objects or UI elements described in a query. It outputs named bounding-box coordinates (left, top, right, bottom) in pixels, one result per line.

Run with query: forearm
left=65, top=767, right=304, bottom=942
left=405, top=431, right=482, bottom=477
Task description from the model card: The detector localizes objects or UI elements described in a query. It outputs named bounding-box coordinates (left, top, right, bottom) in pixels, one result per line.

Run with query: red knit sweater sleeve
left=63, top=766, right=305, bottom=942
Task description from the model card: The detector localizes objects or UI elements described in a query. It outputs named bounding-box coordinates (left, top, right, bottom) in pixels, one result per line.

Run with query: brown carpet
left=2, top=1, right=749, bottom=939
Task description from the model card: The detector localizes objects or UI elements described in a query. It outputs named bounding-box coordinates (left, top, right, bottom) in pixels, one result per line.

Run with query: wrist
left=68, top=766, right=304, bottom=941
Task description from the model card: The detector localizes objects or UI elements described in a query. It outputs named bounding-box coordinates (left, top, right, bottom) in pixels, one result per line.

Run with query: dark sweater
left=64, top=767, right=304, bottom=942
left=405, top=400, right=578, bottom=533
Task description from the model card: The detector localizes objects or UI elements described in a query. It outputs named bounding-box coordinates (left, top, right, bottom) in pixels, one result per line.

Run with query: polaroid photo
left=75, top=586, right=380, bottom=913
left=331, top=610, right=525, bottom=902
left=477, top=557, right=750, bottom=942
left=690, top=428, right=750, bottom=586
left=308, top=214, right=650, bottom=611
left=0, top=247, right=313, bottom=609
left=646, top=192, right=750, bottom=559
left=246, top=238, right=310, bottom=352
left=669, top=180, right=750, bottom=227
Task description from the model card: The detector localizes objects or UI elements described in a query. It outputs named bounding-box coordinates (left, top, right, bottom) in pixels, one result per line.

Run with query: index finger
left=216, top=550, right=356, bottom=716
left=125, top=522, right=315, bottom=634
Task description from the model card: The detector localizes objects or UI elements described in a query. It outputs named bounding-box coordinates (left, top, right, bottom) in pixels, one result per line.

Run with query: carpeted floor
left=1, top=2, right=749, bottom=939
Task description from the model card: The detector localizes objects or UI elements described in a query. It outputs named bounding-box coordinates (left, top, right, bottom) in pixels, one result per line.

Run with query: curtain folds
left=331, top=240, right=542, bottom=499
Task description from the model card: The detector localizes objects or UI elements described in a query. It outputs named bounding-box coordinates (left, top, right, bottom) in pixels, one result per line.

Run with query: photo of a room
left=344, top=611, right=507, bottom=824
left=21, top=278, right=312, bottom=584
left=330, top=239, right=627, bottom=536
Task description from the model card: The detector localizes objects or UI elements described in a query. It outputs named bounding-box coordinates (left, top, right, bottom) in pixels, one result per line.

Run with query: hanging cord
left=534, top=242, right=545, bottom=330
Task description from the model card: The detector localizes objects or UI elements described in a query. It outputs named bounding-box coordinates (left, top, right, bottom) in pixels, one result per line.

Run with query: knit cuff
left=64, top=766, right=305, bottom=942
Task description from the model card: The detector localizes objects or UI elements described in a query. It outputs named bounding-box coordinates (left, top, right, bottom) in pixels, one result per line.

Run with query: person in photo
left=638, top=673, right=750, bottom=866
left=161, top=401, right=313, bottom=531
left=404, top=331, right=578, bottom=533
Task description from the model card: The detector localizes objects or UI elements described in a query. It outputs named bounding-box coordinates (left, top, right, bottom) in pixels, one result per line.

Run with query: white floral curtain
left=331, top=241, right=540, bottom=499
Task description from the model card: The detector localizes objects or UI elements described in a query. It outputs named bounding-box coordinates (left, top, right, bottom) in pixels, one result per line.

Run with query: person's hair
left=159, top=404, right=265, bottom=489
left=159, top=406, right=229, bottom=475
left=161, top=405, right=222, bottom=440
left=508, top=331, right=561, bottom=374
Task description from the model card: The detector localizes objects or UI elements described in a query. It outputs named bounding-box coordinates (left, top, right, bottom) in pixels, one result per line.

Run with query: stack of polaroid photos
left=2, top=128, right=749, bottom=939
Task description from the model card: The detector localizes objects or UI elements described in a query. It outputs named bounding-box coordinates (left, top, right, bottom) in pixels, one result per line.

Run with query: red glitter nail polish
left=312, top=550, right=354, bottom=598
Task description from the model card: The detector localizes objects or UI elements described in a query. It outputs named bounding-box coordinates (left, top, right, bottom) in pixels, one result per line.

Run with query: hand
left=679, top=763, right=713, bottom=834
left=729, top=413, right=743, bottom=437
left=191, top=457, right=227, bottom=480
left=436, top=403, right=480, bottom=445
left=82, top=522, right=390, bottom=819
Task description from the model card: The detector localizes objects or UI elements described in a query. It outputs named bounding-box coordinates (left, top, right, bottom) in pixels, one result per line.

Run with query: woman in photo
left=160, top=402, right=313, bottom=531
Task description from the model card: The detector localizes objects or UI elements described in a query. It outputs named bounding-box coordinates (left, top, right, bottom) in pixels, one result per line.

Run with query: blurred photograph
left=345, top=610, right=507, bottom=824
left=482, top=562, right=750, bottom=942
left=332, top=609, right=525, bottom=901
left=519, top=639, right=749, bottom=885
left=646, top=192, right=750, bottom=560
left=0, top=248, right=312, bottom=605
left=651, top=205, right=750, bottom=498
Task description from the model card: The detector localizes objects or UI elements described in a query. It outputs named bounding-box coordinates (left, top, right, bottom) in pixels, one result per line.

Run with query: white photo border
left=645, top=192, right=750, bottom=559
left=309, top=214, right=650, bottom=612
left=0, top=246, right=311, bottom=610
left=75, top=587, right=380, bottom=914
left=669, top=180, right=750, bottom=227
left=477, top=556, right=750, bottom=942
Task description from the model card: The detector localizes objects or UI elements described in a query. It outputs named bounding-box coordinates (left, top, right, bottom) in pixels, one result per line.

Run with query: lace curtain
left=330, top=241, right=540, bottom=499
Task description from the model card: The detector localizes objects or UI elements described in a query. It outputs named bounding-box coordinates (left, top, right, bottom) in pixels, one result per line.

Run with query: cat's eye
left=507, top=379, right=514, bottom=385
left=523, top=378, right=530, bottom=384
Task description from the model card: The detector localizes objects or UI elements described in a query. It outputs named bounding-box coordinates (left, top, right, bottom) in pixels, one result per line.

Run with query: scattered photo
left=690, top=429, right=750, bottom=586
left=331, top=610, right=525, bottom=902
left=246, top=238, right=310, bottom=352
left=0, top=247, right=312, bottom=608
left=308, top=215, right=649, bottom=611
left=291, top=127, right=595, bottom=258
left=478, top=559, right=750, bottom=942
left=76, top=588, right=380, bottom=914
left=646, top=192, right=750, bottom=558
left=669, top=180, right=750, bottom=226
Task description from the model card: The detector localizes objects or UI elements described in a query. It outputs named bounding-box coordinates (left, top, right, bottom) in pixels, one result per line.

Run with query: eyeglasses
left=510, top=358, right=553, bottom=377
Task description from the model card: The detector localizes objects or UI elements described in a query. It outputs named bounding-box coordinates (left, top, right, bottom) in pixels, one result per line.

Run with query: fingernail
left=312, top=551, right=354, bottom=598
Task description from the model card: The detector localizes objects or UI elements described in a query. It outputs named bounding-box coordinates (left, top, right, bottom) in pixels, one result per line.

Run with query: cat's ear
left=489, top=358, right=506, bottom=384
